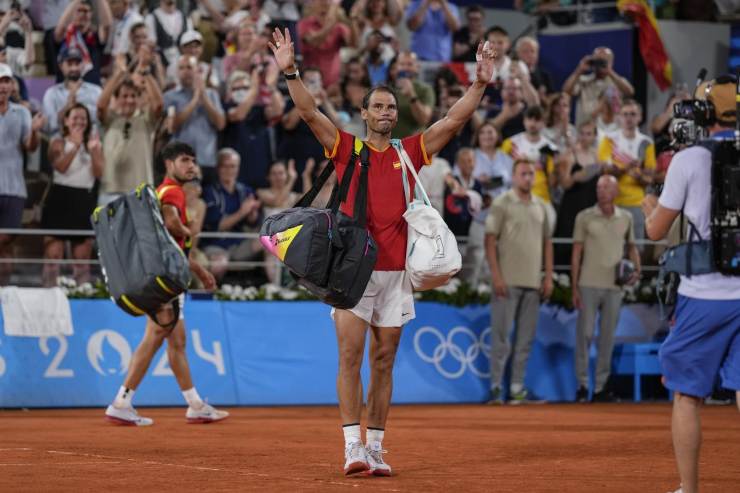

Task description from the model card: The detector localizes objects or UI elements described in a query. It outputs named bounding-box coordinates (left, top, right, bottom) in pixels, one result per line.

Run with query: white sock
left=510, top=383, right=523, bottom=395
left=182, top=387, right=203, bottom=408
left=366, top=428, right=384, bottom=450
left=113, top=386, right=134, bottom=408
left=342, top=424, right=362, bottom=446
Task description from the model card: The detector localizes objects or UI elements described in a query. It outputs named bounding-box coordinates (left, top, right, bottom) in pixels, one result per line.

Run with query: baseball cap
left=0, top=63, right=12, bottom=80
left=179, top=30, right=203, bottom=48
left=58, top=45, right=84, bottom=63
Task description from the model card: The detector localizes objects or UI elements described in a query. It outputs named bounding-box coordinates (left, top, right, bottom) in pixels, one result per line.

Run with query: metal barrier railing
left=0, top=228, right=667, bottom=275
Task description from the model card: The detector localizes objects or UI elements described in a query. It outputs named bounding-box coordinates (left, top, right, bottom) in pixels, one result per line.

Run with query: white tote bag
left=393, top=141, right=461, bottom=291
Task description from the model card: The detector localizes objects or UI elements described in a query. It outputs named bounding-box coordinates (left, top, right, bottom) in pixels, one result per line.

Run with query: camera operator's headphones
left=694, top=74, right=738, bottom=126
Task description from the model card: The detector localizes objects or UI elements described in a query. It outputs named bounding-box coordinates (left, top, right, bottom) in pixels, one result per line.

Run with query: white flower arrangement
left=56, top=277, right=108, bottom=298
left=53, top=272, right=661, bottom=307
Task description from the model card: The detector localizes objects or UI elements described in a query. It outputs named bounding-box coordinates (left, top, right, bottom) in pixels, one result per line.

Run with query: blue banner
left=0, top=299, right=236, bottom=407
left=0, top=299, right=658, bottom=407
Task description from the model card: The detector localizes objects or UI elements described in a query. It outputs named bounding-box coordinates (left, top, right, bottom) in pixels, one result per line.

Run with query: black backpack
left=260, top=137, right=377, bottom=309
left=91, top=184, right=191, bottom=328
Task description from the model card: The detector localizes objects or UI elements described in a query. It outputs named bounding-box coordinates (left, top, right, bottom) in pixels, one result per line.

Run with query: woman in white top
left=468, top=122, right=513, bottom=286
left=594, top=87, right=621, bottom=138
left=42, top=103, right=104, bottom=287
left=544, top=92, right=576, bottom=151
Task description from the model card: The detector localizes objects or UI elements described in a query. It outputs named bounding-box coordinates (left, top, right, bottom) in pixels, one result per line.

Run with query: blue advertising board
left=0, top=300, right=656, bottom=407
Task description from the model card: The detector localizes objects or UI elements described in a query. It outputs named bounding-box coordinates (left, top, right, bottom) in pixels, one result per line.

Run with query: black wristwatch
left=284, top=69, right=300, bottom=80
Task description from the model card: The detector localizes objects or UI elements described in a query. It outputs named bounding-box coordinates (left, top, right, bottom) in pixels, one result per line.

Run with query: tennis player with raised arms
left=269, top=28, right=496, bottom=476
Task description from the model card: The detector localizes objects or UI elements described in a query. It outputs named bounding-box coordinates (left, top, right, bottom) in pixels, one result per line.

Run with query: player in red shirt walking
left=104, top=142, right=229, bottom=426
left=269, top=28, right=497, bottom=476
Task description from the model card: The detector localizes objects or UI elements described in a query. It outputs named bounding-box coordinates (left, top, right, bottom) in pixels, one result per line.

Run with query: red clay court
left=1, top=403, right=738, bottom=492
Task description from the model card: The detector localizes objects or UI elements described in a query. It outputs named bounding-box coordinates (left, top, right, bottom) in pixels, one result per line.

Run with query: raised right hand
left=303, top=157, right=316, bottom=176
left=268, top=28, right=296, bottom=73
left=287, top=158, right=297, bottom=181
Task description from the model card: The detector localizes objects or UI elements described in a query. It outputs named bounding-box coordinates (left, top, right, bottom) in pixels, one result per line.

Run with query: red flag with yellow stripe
left=618, top=0, right=672, bottom=90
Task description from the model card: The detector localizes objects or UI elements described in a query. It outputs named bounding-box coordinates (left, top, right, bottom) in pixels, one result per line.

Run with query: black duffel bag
left=91, top=184, right=191, bottom=327
left=260, top=137, right=377, bottom=309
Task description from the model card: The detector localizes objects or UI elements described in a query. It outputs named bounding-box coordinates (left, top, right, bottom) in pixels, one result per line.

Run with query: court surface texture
left=1, top=403, right=738, bottom=492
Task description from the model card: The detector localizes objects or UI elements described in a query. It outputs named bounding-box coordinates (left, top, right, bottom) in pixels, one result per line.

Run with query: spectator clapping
left=53, top=0, right=113, bottom=85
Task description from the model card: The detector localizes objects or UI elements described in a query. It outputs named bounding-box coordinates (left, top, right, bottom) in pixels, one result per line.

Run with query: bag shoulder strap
left=294, top=136, right=367, bottom=210
left=353, top=138, right=371, bottom=227
left=338, top=137, right=364, bottom=206
left=394, top=139, right=431, bottom=207
left=294, top=159, right=336, bottom=208
left=684, top=218, right=706, bottom=278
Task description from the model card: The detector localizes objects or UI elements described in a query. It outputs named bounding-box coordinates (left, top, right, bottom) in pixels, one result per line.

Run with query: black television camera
left=669, top=69, right=711, bottom=148
left=690, top=72, right=740, bottom=275
left=664, top=73, right=740, bottom=277
left=709, top=138, right=740, bottom=275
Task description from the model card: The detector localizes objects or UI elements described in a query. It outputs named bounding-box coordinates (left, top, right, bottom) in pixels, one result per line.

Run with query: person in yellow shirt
left=597, top=99, right=655, bottom=243
left=500, top=105, right=557, bottom=232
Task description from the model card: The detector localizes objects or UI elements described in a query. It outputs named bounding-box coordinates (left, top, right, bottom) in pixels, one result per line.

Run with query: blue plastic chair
left=612, top=343, right=671, bottom=402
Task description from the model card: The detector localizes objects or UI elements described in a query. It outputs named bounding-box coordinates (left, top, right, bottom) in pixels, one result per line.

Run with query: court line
left=45, top=450, right=402, bottom=491
left=0, top=461, right=120, bottom=466
left=0, top=448, right=33, bottom=451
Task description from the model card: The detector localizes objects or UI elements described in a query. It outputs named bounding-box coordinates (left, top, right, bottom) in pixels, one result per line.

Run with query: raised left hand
left=19, top=14, right=33, bottom=32
left=474, top=41, right=497, bottom=84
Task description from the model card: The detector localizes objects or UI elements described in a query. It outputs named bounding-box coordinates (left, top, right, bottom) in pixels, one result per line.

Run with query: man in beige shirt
left=571, top=175, right=640, bottom=403
left=485, top=159, right=553, bottom=404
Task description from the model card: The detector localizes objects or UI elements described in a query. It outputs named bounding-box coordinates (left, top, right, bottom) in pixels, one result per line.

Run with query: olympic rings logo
left=413, top=326, right=491, bottom=379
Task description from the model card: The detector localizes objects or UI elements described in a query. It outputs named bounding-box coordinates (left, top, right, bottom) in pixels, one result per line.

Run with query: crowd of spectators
left=0, top=0, right=700, bottom=288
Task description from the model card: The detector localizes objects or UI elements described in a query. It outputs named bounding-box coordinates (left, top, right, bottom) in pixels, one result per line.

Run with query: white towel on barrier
left=0, top=287, right=74, bottom=337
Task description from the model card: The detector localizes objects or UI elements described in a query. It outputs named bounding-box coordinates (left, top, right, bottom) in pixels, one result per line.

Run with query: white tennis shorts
left=331, top=271, right=415, bottom=327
